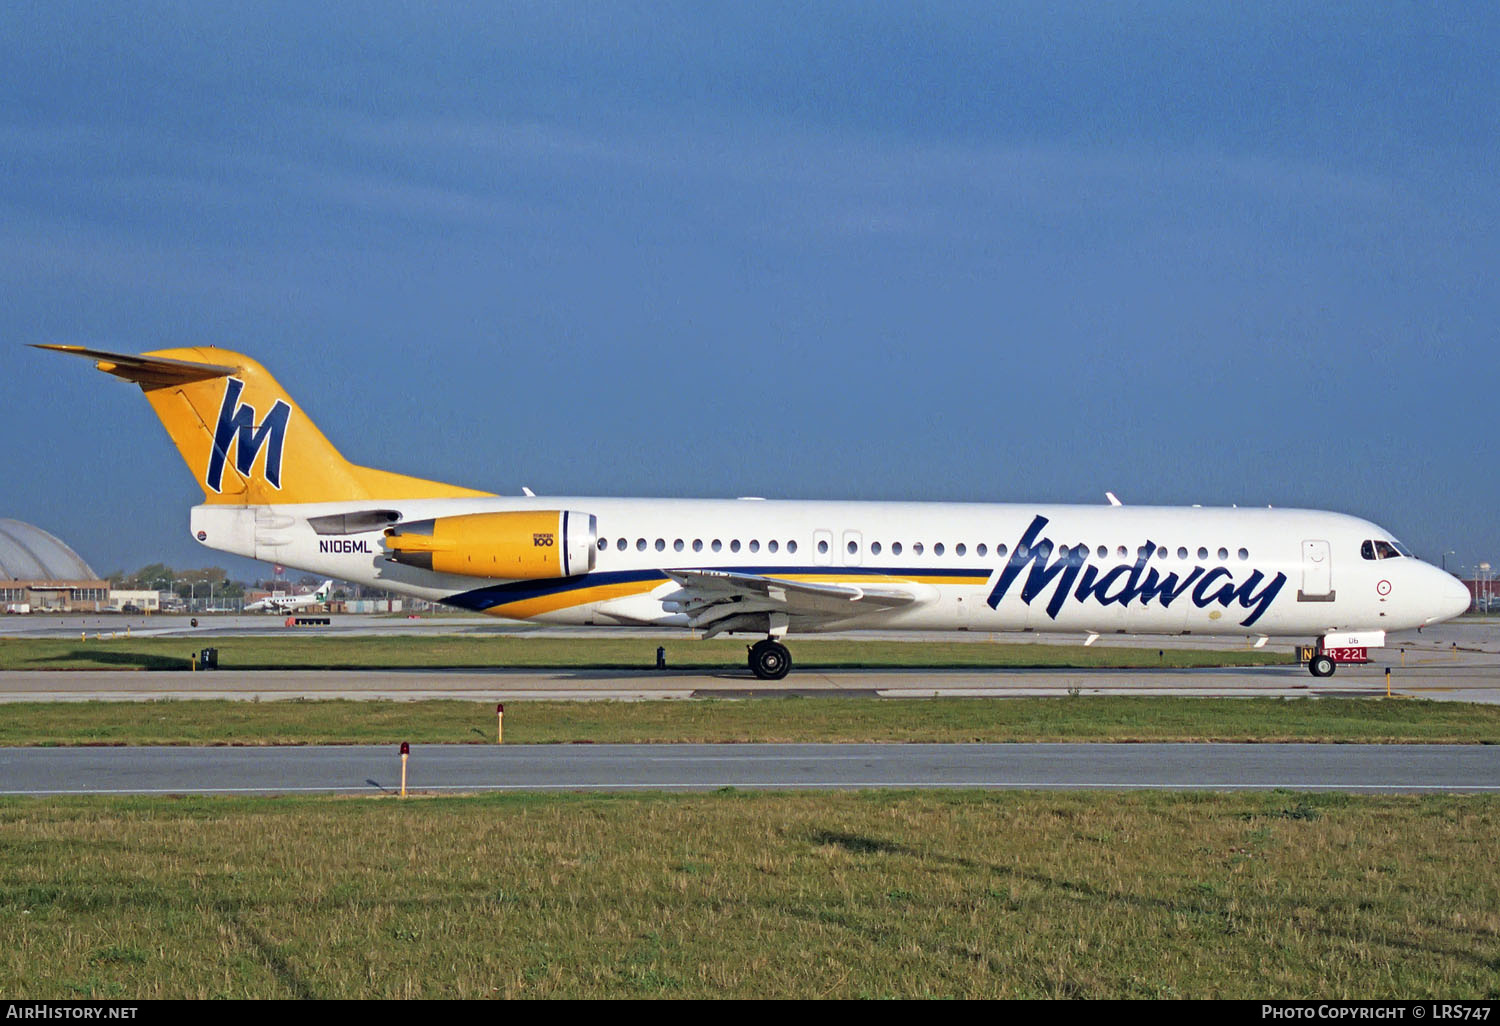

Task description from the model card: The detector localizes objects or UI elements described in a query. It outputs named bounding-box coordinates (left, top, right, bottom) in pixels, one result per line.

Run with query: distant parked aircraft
left=244, top=580, right=334, bottom=614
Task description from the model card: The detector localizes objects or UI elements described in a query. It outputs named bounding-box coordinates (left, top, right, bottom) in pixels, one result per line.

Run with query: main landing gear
left=749, top=639, right=792, bottom=681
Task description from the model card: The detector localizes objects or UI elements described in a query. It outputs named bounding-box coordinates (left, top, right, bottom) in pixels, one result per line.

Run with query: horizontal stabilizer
left=33, top=344, right=238, bottom=388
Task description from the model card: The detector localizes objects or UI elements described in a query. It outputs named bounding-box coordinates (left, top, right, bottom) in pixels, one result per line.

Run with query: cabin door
left=1299, top=540, right=1335, bottom=601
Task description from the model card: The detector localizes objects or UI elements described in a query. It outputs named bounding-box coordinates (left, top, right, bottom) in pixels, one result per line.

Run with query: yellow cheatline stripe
left=773, top=573, right=988, bottom=587
left=483, top=579, right=664, bottom=619
left=479, top=572, right=991, bottom=618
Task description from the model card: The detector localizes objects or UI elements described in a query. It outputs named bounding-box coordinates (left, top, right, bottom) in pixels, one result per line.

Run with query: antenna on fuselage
left=1105, top=492, right=1123, bottom=507
left=522, top=486, right=536, bottom=497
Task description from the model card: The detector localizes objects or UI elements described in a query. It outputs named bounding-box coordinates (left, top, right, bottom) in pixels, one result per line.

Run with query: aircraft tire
left=749, top=640, right=792, bottom=681
left=1308, top=653, right=1336, bottom=678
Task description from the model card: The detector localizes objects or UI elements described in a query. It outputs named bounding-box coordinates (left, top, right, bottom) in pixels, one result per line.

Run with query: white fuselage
left=189, top=498, right=1471, bottom=642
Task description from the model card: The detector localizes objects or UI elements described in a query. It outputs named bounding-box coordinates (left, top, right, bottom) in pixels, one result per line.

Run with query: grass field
left=0, top=634, right=1294, bottom=671
left=2, top=790, right=1495, bottom=998
left=3, top=697, right=1499, bottom=746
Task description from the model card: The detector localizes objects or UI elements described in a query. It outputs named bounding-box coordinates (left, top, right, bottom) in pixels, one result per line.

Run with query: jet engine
left=383, top=510, right=596, bottom=579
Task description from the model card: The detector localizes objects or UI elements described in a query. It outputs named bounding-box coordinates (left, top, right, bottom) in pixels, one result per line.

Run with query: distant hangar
left=0, top=519, right=109, bottom=612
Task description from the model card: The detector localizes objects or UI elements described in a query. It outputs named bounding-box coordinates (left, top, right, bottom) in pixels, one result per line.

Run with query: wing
left=661, top=568, right=928, bottom=638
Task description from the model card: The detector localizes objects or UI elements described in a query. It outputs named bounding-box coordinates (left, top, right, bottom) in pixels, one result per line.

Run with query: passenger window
left=1097, top=545, right=1108, bottom=559
left=1177, top=546, right=1188, bottom=560
left=730, top=540, right=741, bottom=553
left=891, top=542, right=902, bottom=556
left=1197, top=547, right=1208, bottom=560
left=977, top=543, right=987, bottom=557
left=871, top=541, right=882, bottom=555
left=712, top=539, right=723, bottom=552
left=598, top=538, right=608, bottom=550
left=1217, top=547, right=1228, bottom=561
left=1238, top=548, right=1249, bottom=561
left=636, top=539, right=647, bottom=552
left=749, top=540, right=760, bottom=553
left=996, top=544, right=1008, bottom=558
left=655, top=539, right=666, bottom=552
left=913, top=542, right=925, bottom=555
left=787, top=540, right=798, bottom=554
left=693, top=539, right=703, bottom=552
left=934, top=543, right=945, bottom=556
left=617, top=538, right=627, bottom=551
left=956, top=543, right=966, bottom=556
left=768, top=540, right=778, bottom=553
left=817, top=539, right=829, bottom=554
left=673, top=539, right=684, bottom=552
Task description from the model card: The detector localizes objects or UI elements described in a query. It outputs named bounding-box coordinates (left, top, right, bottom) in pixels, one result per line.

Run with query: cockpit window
left=1362, top=539, right=1405, bottom=560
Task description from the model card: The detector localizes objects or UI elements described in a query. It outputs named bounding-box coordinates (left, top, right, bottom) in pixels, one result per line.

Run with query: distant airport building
left=0, top=519, right=109, bottom=613
left=106, top=589, right=163, bottom=613
left=1457, top=575, right=1497, bottom=613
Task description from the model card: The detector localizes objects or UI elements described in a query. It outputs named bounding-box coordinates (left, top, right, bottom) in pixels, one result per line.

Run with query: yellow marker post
left=400, top=741, right=409, bottom=798
left=1386, top=667, right=1392, bottom=698
left=497, top=702, right=504, bottom=744
left=80, top=632, right=86, bottom=642
left=1401, top=648, right=1406, bottom=668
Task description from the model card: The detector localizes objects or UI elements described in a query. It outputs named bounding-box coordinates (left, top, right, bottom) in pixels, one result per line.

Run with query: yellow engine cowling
left=383, top=510, right=597, bottom=579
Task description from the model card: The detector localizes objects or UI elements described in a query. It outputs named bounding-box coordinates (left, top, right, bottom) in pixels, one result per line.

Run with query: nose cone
left=1428, top=571, right=1472, bottom=625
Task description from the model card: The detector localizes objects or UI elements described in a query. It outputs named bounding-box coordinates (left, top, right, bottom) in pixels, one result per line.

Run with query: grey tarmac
left=2, top=742, right=1498, bottom=795
left=3, top=660, right=1500, bottom=702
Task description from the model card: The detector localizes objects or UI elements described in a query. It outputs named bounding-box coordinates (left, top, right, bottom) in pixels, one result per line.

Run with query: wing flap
left=662, top=568, right=924, bottom=633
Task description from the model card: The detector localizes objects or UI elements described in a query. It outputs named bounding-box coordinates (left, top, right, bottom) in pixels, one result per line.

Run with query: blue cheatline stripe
left=442, top=565, right=992, bottom=613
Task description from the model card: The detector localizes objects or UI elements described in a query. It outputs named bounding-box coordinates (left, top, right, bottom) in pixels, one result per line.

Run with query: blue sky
left=2, top=3, right=1497, bottom=578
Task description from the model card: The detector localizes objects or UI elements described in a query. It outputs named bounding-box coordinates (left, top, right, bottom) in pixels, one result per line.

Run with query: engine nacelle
left=383, top=510, right=597, bottom=579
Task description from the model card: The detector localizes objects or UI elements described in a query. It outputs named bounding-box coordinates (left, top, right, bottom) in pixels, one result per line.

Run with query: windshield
left=1361, top=539, right=1411, bottom=560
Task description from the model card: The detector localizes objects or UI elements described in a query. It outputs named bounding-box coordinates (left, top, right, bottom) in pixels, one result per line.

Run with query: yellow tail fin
left=38, top=345, right=492, bottom=504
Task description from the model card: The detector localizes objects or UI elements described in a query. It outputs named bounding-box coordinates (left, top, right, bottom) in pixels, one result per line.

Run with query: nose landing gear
left=749, top=639, right=792, bottom=680
left=1308, top=651, right=1336, bottom=678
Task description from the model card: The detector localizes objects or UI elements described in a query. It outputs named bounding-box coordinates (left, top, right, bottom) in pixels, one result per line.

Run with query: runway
left=4, top=660, right=1500, bottom=702
left=6, top=614, right=1500, bottom=653
left=4, top=616, right=1498, bottom=701
left=2, top=742, right=1496, bottom=795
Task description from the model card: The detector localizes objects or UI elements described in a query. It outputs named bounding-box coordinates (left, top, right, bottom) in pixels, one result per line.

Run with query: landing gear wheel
left=1308, top=653, right=1336, bottom=678
left=749, top=639, right=792, bottom=681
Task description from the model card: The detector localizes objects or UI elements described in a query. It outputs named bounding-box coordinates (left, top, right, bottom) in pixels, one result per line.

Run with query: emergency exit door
left=1298, top=539, right=1335, bottom=601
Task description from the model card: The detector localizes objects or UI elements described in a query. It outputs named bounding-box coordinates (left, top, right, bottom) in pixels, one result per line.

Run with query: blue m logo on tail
left=205, top=378, right=292, bottom=493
